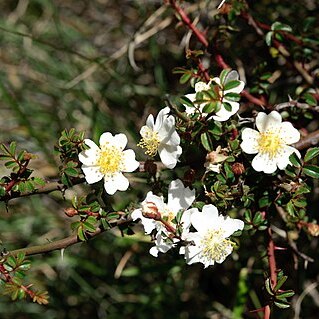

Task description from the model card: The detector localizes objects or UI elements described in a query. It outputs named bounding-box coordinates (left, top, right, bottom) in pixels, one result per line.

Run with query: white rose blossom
left=138, top=107, right=182, bottom=169
left=180, top=204, right=244, bottom=268
left=79, top=132, right=139, bottom=195
left=132, top=179, right=196, bottom=256
left=240, top=111, right=301, bottom=174
left=183, top=70, right=245, bottom=122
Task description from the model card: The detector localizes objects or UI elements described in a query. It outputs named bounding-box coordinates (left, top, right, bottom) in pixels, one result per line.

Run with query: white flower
left=138, top=107, right=182, bottom=169
left=183, top=70, right=245, bottom=122
left=132, top=179, right=195, bottom=234
left=240, top=111, right=300, bottom=174
left=204, top=146, right=228, bottom=173
left=132, top=179, right=196, bottom=256
left=79, top=132, right=139, bottom=195
left=180, top=204, right=244, bottom=268
left=204, top=163, right=222, bottom=173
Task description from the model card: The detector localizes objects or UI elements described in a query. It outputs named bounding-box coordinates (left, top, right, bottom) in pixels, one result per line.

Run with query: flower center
left=161, top=206, right=175, bottom=224
left=97, top=143, right=123, bottom=175
left=257, top=130, right=282, bottom=158
left=201, top=229, right=234, bottom=263
left=138, top=127, right=160, bottom=157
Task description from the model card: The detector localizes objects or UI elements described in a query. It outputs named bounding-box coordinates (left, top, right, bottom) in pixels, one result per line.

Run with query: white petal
left=240, top=128, right=260, bottom=154
left=122, top=149, right=139, bottom=172
left=256, top=111, right=282, bottom=132
left=211, top=77, right=221, bottom=86
left=191, top=204, right=219, bottom=233
left=82, top=166, right=103, bottom=184
left=181, top=208, right=199, bottom=230
left=276, top=146, right=300, bottom=170
left=112, top=133, right=128, bottom=150
left=143, top=192, right=166, bottom=212
left=157, top=115, right=175, bottom=141
left=79, top=149, right=99, bottom=166
left=225, top=80, right=245, bottom=94
left=99, top=132, right=113, bottom=146
left=113, top=173, right=129, bottom=191
left=184, top=93, right=196, bottom=103
left=279, top=122, right=300, bottom=144
left=132, top=209, right=156, bottom=234
left=154, top=107, right=170, bottom=132
left=251, top=153, right=277, bottom=174
left=131, top=209, right=142, bottom=221
left=167, top=179, right=195, bottom=213
left=222, top=217, right=245, bottom=237
left=103, top=178, right=118, bottom=195
left=212, top=101, right=239, bottom=122
left=195, top=81, right=211, bottom=92
left=158, top=144, right=182, bottom=169
left=145, top=114, right=155, bottom=130
left=83, top=139, right=100, bottom=151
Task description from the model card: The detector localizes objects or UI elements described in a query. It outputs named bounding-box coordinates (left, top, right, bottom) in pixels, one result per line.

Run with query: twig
left=293, top=130, right=319, bottom=150
left=9, top=217, right=133, bottom=257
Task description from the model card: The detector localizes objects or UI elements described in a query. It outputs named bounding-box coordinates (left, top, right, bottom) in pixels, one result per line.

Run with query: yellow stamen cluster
left=257, top=130, right=282, bottom=158
left=138, top=127, right=160, bottom=157
left=97, top=143, right=124, bottom=175
left=201, top=229, right=234, bottom=262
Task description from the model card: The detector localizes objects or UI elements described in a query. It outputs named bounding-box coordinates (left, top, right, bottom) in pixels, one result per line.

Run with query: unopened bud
left=64, top=207, right=78, bottom=217
left=142, top=202, right=161, bottom=220
left=231, top=162, right=245, bottom=175
left=307, top=223, right=319, bottom=237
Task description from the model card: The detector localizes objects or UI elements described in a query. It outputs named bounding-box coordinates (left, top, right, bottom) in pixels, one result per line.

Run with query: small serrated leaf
left=180, top=72, right=192, bottom=84
left=223, top=80, right=241, bottom=91
left=304, top=147, right=319, bottom=162
left=274, top=275, right=288, bottom=291
left=200, top=133, right=212, bottom=152
left=303, top=165, right=319, bottom=178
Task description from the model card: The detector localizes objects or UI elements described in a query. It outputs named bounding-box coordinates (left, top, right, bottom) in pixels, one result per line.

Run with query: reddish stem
left=267, top=228, right=277, bottom=289
left=5, top=159, right=30, bottom=194
left=168, top=0, right=209, bottom=48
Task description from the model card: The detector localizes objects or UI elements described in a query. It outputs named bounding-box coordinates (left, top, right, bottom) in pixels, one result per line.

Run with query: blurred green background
left=0, top=0, right=318, bottom=318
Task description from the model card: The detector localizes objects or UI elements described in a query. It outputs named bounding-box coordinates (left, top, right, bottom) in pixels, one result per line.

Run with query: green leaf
left=202, top=102, right=215, bottom=114
left=83, top=221, right=96, bottom=233
left=0, top=186, right=6, bottom=197
left=16, top=252, right=25, bottom=265
left=219, top=69, right=231, bottom=84
left=303, top=165, right=319, bottom=178
left=180, top=96, right=194, bottom=108
left=6, top=256, right=17, bottom=269
left=276, top=290, right=295, bottom=298
left=224, top=92, right=240, bottom=102
left=274, top=300, right=291, bottom=309
left=265, top=31, right=273, bottom=46
left=200, top=133, right=212, bottom=151
left=289, top=152, right=302, bottom=167
left=9, top=141, right=17, bottom=156
left=77, top=226, right=87, bottom=241
left=303, top=93, right=317, bottom=106
left=180, top=72, right=192, bottom=84
left=223, top=102, right=232, bottom=112
left=304, top=147, right=319, bottom=162
left=271, top=21, right=292, bottom=32
left=274, top=275, right=287, bottom=291
left=265, top=278, right=274, bottom=296
left=64, top=167, right=79, bottom=177
left=223, top=80, right=241, bottom=91
left=5, top=160, right=18, bottom=169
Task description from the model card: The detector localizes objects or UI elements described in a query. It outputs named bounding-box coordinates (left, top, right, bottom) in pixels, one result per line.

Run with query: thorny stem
left=5, top=159, right=30, bottom=194
left=10, top=217, right=133, bottom=257
left=167, top=0, right=208, bottom=48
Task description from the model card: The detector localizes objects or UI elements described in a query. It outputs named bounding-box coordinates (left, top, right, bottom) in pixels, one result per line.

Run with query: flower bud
left=231, top=162, right=245, bottom=175
left=64, top=207, right=78, bottom=217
